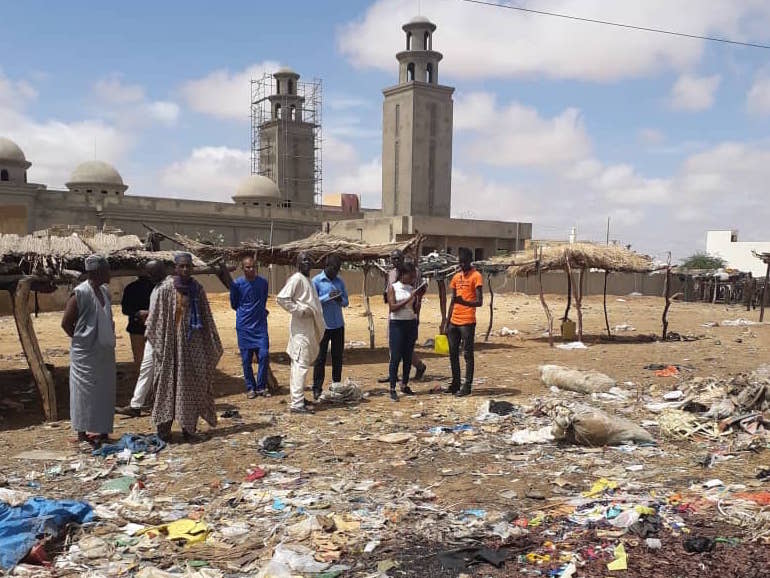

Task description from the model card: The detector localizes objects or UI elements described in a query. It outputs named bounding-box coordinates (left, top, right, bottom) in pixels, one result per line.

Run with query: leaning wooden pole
left=363, top=265, right=375, bottom=349
left=603, top=270, right=612, bottom=339
left=662, top=266, right=673, bottom=339
left=537, top=263, right=554, bottom=346
left=484, top=272, right=495, bottom=342
left=760, top=261, right=770, bottom=322
left=437, top=277, right=448, bottom=334
left=10, top=278, right=58, bottom=421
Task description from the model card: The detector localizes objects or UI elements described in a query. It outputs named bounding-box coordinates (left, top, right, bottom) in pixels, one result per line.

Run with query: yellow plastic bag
left=434, top=334, right=449, bottom=355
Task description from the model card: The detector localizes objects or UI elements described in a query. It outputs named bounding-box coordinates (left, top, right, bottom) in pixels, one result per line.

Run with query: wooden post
left=437, top=277, right=448, bottom=334
left=538, top=269, right=554, bottom=347
left=566, top=260, right=584, bottom=342
left=9, top=278, right=58, bottom=421
left=662, top=266, right=672, bottom=339
left=760, top=261, right=770, bottom=322
left=363, top=265, right=375, bottom=349
left=484, top=272, right=494, bottom=342
left=603, top=270, right=612, bottom=338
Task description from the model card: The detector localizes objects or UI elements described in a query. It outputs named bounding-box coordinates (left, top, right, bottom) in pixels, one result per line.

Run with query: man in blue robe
left=230, top=256, right=270, bottom=398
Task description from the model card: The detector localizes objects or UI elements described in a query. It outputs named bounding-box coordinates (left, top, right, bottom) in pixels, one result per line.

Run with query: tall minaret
left=381, top=16, right=454, bottom=218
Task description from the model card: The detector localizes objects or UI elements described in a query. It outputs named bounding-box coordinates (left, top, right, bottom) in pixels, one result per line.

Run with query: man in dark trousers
left=443, top=247, right=483, bottom=397
left=312, top=254, right=349, bottom=400
left=121, top=263, right=156, bottom=371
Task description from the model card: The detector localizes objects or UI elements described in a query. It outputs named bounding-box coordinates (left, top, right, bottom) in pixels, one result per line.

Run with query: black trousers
left=448, top=323, right=476, bottom=387
left=389, top=319, right=418, bottom=388
left=313, top=326, right=344, bottom=391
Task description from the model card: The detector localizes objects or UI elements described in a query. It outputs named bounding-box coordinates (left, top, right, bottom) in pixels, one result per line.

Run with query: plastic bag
left=258, top=543, right=330, bottom=576
left=434, top=334, right=449, bottom=355
left=540, top=365, right=615, bottom=394
left=551, top=406, right=654, bottom=446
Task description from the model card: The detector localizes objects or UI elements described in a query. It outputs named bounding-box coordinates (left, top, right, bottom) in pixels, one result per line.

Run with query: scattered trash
left=721, top=318, right=757, bottom=327
left=499, top=326, right=520, bottom=336
left=614, top=324, right=636, bottom=332
left=683, top=536, right=715, bottom=553
left=93, top=433, right=166, bottom=457
left=220, top=409, right=241, bottom=419
left=663, top=390, right=684, bottom=400
left=540, top=365, right=615, bottom=394
left=607, top=543, right=628, bottom=571
left=245, top=468, right=266, bottom=482
left=511, top=426, right=555, bottom=445
left=645, top=538, right=662, bottom=550
left=319, top=378, right=363, bottom=403
left=378, top=432, right=415, bottom=444
left=655, top=365, right=680, bottom=378
left=556, top=341, right=588, bottom=350
left=544, top=401, right=655, bottom=446
left=260, top=435, right=283, bottom=453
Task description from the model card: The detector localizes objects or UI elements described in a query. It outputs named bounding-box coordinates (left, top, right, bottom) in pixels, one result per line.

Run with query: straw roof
left=0, top=232, right=206, bottom=279
left=163, top=230, right=423, bottom=266
left=477, top=242, right=655, bottom=276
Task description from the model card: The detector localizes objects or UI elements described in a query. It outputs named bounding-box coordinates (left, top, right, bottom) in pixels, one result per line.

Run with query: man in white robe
left=276, top=252, right=325, bottom=414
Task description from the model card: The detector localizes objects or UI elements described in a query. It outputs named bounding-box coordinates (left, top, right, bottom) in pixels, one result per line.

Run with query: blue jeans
left=241, top=347, right=269, bottom=392
left=388, top=319, right=418, bottom=388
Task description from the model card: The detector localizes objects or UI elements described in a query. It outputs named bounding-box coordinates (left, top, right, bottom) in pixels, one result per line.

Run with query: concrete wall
left=706, top=230, right=770, bottom=276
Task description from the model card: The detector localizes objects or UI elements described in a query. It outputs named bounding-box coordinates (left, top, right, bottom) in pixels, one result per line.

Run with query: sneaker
left=414, top=364, right=427, bottom=381
left=246, top=390, right=258, bottom=399
left=312, top=388, right=322, bottom=401
left=290, top=405, right=315, bottom=415
left=116, top=405, right=141, bottom=418
left=390, top=389, right=399, bottom=402
left=444, top=385, right=460, bottom=395
left=255, top=389, right=271, bottom=398
left=454, top=386, right=472, bottom=397
left=400, top=385, right=415, bottom=396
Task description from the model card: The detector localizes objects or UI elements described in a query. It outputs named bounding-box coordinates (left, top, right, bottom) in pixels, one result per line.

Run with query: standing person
left=378, top=250, right=427, bottom=383
left=276, top=252, right=325, bottom=414
left=61, top=255, right=116, bottom=446
left=115, top=260, right=167, bottom=418
left=230, top=256, right=270, bottom=399
left=121, top=267, right=155, bottom=371
left=386, top=262, right=422, bottom=401
left=145, top=252, right=222, bottom=442
left=312, top=254, right=349, bottom=400
left=443, top=247, right=483, bottom=397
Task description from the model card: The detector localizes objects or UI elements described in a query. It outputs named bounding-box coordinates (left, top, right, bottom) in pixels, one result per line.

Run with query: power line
left=460, top=0, right=770, bottom=50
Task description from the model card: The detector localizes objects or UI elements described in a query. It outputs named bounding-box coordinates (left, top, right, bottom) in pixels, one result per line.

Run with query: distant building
left=706, top=230, right=770, bottom=276
left=327, top=16, right=532, bottom=259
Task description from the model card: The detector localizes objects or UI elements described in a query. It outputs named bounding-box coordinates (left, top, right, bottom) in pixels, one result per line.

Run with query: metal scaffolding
left=250, top=72, right=323, bottom=208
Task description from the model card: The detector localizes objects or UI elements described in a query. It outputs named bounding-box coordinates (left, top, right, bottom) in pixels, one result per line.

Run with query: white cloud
left=326, top=157, right=382, bottom=208
left=146, top=101, right=180, bottom=125
left=338, top=0, right=770, bottom=81
left=159, top=146, right=250, bottom=201
left=638, top=128, right=665, bottom=146
left=181, top=61, right=280, bottom=121
left=668, top=73, right=721, bottom=111
left=324, top=135, right=358, bottom=164
left=747, top=71, right=770, bottom=115
left=455, top=92, right=591, bottom=168
left=94, top=76, right=145, bottom=104
left=92, top=76, right=180, bottom=127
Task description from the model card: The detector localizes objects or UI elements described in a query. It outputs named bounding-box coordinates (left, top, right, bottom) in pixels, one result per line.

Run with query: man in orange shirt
left=443, top=247, right=483, bottom=397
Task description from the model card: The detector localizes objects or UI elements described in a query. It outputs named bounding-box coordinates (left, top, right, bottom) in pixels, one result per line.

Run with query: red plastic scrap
left=655, top=365, right=679, bottom=377
left=245, top=468, right=266, bottom=482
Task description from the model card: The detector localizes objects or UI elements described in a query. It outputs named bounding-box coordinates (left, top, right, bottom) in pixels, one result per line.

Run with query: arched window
left=101, top=190, right=108, bottom=195
left=426, top=62, right=433, bottom=83
left=0, top=169, right=8, bottom=181
left=275, top=103, right=281, bottom=119
left=424, top=31, right=430, bottom=50
left=290, top=105, right=296, bottom=121
left=406, top=31, right=412, bottom=50
left=407, top=62, right=415, bottom=82
left=288, top=79, right=294, bottom=94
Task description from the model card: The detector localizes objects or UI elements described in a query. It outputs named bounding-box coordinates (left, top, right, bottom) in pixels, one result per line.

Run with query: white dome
left=67, top=160, right=125, bottom=186
left=408, top=15, right=432, bottom=24
left=233, top=174, right=281, bottom=199
left=0, top=137, right=27, bottom=163
left=275, top=67, right=298, bottom=76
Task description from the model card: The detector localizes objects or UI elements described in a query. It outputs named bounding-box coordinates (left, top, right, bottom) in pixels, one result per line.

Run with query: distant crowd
left=64, top=247, right=483, bottom=445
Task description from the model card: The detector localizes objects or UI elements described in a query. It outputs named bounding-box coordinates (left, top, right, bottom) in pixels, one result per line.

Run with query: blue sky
left=3, top=0, right=770, bottom=259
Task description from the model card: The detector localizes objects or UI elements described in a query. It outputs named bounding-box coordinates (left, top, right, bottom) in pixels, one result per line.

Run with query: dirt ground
left=1, top=292, right=769, bottom=576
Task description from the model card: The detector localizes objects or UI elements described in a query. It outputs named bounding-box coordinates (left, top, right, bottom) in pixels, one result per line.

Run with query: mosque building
left=0, top=16, right=531, bottom=259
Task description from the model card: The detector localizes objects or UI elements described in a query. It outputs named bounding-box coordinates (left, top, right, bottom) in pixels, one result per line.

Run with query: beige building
left=326, top=16, right=531, bottom=259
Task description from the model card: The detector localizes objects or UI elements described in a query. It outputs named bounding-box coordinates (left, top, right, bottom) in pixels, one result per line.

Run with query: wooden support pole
left=563, top=271, right=572, bottom=321
left=484, top=273, right=494, bottom=342
left=363, top=266, right=375, bottom=349
left=9, top=278, right=58, bottom=420
left=437, top=277, right=448, bottom=334
left=760, top=262, right=770, bottom=322
left=538, top=269, right=554, bottom=347
left=662, top=266, right=672, bottom=339
left=603, top=270, right=612, bottom=339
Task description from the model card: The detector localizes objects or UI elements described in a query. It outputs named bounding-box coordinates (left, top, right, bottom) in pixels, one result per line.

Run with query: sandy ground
left=0, top=292, right=769, bottom=576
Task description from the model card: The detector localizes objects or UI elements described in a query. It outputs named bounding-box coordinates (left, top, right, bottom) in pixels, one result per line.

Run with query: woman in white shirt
left=386, top=261, right=424, bottom=401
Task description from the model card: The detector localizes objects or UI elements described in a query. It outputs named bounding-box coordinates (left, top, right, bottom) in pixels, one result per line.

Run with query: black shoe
left=246, top=390, right=257, bottom=399
left=414, top=364, right=427, bottom=381
left=116, top=405, right=141, bottom=418
left=390, top=389, right=399, bottom=402
left=454, top=386, right=472, bottom=397
left=312, top=388, right=322, bottom=401
left=157, top=423, right=172, bottom=443
left=445, top=385, right=460, bottom=395
left=290, top=405, right=314, bottom=415
left=400, top=385, right=415, bottom=396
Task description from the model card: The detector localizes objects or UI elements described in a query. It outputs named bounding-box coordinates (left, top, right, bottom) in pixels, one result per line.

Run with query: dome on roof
left=233, top=174, right=281, bottom=200
left=408, top=15, right=432, bottom=24
left=0, top=137, right=28, bottom=164
left=67, top=160, right=125, bottom=186
left=275, top=67, right=299, bottom=76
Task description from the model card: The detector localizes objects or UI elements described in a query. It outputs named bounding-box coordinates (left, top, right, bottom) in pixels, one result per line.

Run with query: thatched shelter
left=0, top=230, right=218, bottom=421
left=476, top=243, right=658, bottom=344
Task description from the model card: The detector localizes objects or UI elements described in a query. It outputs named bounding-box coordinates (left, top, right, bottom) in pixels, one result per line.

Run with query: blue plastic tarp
left=0, top=497, right=93, bottom=570
left=92, top=433, right=166, bottom=457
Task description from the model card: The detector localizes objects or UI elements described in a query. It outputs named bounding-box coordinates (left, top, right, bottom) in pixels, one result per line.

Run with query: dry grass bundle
left=478, top=242, right=654, bottom=276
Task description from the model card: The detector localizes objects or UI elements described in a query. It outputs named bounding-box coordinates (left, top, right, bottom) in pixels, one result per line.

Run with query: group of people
left=63, top=246, right=483, bottom=445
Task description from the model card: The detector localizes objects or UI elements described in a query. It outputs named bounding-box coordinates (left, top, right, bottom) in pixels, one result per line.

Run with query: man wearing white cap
left=61, top=254, right=116, bottom=446
left=145, top=252, right=222, bottom=442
